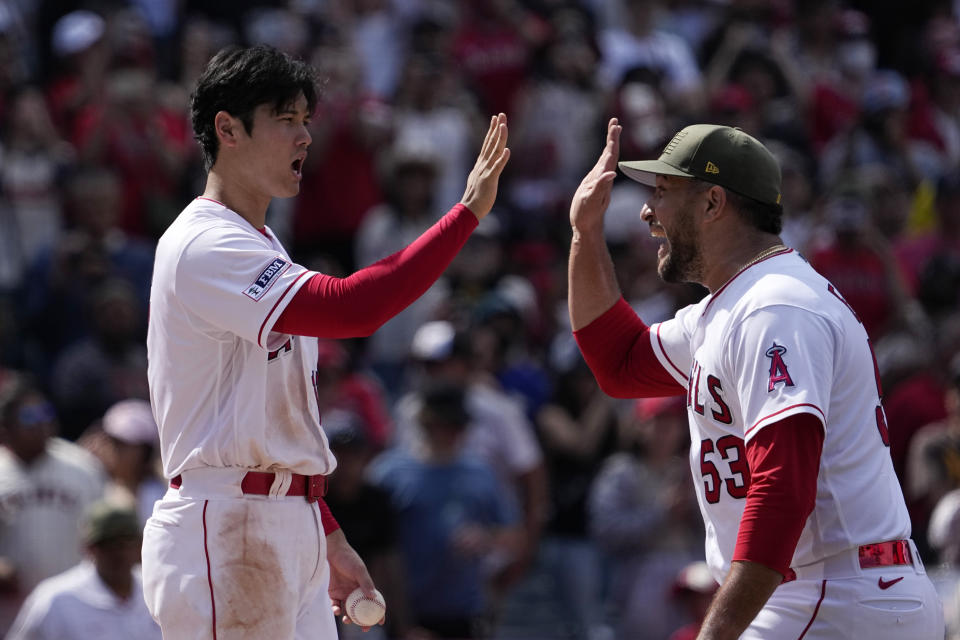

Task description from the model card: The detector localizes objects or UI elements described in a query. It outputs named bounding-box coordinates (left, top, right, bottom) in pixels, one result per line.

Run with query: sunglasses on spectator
left=17, top=403, right=57, bottom=427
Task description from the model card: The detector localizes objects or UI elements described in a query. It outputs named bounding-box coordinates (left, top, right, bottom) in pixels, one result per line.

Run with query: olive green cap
left=82, top=500, right=141, bottom=546
left=619, top=124, right=783, bottom=206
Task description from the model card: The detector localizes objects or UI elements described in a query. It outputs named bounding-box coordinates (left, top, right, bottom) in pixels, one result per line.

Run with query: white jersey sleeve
left=649, top=302, right=701, bottom=387
left=176, top=226, right=310, bottom=348
left=724, top=305, right=833, bottom=441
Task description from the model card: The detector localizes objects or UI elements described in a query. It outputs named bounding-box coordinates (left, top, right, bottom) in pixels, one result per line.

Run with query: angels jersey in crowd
left=146, top=197, right=335, bottom=479
left=650, top=248, right=909, bottom=583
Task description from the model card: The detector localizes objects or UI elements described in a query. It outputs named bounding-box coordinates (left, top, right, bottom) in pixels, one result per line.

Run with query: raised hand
left=570, top=118, right=621, bottom=234
left=459, top=113, right=511, bottom=220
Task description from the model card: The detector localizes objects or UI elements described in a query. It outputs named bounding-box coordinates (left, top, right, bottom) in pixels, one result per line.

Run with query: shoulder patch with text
left=243, top=257, right=289, bottom=301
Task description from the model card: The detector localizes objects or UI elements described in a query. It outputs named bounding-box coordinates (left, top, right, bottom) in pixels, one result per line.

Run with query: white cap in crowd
left=102, top=399, right=158, bottom=445
left=52, top=10, right=105, bottom=57
left=410, top=320, right=456, bottom=362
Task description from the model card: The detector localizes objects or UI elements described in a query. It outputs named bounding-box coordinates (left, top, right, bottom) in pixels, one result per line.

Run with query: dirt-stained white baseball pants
left=141, top=468, right=337, bottom=640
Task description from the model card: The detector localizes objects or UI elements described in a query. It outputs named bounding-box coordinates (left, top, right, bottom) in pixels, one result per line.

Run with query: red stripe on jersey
left=745, top=403, right=825, bottom=436
left=733, top=414, right=824, bottom=577
left=196, top=196, right=226, bottom=207
left=202, top=500, right=218, bottom=639
left=573, top=297, right=686, bottom=398
left=655, top=323, right=689, bottom=382
left=798, top=581, right=828, bottom=639
left=257, top=270, right=310, bottom=347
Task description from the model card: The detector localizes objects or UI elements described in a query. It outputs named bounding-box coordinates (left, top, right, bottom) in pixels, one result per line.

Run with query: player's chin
left=276, top=182, right=301, bottom=199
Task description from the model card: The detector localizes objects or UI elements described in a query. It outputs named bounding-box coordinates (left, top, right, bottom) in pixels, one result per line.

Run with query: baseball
left=344, top=587, right=386, bottom=627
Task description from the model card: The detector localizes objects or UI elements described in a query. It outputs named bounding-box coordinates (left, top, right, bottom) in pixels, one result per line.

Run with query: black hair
left=725, top=188, right=784, bottom=235
left=690, top=179, right=784, bottom=234
left=190, top=44, right=318, bottom=171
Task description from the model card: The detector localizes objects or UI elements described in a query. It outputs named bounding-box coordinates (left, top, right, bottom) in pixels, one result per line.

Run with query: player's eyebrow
left=274, top=101, right=309, bottom=118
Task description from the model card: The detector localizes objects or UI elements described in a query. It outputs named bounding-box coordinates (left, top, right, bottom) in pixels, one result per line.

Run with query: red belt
left=170, top=471, right=327, bottom=502
left=781, top=540, right=912, bottom=583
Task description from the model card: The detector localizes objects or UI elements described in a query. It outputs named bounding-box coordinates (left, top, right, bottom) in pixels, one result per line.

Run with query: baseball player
left=141, top=44, right=509, bottom=640
left=567, top=119, right=944, bottom=639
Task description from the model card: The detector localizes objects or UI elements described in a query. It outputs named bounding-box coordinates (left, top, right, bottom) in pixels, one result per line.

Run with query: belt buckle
left=305, top=475, right=326, bottom=502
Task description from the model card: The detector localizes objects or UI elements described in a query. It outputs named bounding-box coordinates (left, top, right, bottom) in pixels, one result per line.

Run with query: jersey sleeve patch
left=243, top=257, right=290, bottom=301
left=729, top=306, right=835, bottom=442
left=764, top=342, right=795, bottom=392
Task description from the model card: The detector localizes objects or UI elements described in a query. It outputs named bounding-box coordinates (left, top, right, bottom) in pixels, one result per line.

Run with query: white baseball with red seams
left=345, top=587, right=385, bottom=626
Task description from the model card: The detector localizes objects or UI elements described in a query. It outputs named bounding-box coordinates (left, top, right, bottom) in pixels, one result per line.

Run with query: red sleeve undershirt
left=734, top=413, right=825, bottom=576
left=317, top=497, right=340, bottom=535
left=572, top=297, right=686, bottom=398
left=273, top=204, right=478, bottom=338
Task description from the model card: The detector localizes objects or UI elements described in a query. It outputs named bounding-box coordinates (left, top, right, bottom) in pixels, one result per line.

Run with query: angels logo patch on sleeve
left=765, top=342, right=795, bottom=392
left=243, top=257, right=289, bottom=300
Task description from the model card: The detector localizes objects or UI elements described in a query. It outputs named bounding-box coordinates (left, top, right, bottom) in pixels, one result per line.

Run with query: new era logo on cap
left=705, top=161, right=719, bottom=174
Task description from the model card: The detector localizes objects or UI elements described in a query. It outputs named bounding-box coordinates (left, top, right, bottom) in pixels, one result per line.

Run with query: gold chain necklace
left=738, top=243, right=787, bottom=274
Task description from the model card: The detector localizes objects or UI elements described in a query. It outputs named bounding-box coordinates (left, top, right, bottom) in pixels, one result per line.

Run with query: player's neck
left=202, top=170, right=270, bottom=230
left=701, top=232, right=784, bottom=293
left=96, top=564, right=133, bottom=600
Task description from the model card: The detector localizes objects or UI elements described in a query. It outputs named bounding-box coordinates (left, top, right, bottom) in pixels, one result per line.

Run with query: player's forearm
left=696, top=560, right=782, bottom=640
left=572, top=298, right=684, bottom=398
left=274, top=204, right=477, bottom=338
left=568, top=225, right=621, bottom=331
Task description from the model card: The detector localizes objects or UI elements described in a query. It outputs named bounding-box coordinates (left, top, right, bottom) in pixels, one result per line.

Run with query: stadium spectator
left=355, top=138, right=451, bottom=392
left=535, top=357, right=620, bottom=640
left=396, top=320, right=547, bottom=587
left=313, top=340, right=394, bottom=452
left=49, top=279, right=149, bottom=441
left=369, top=381, right=523, bottom=639
left=6, top=499, right=161, bottom=639
left=589, top=395, right=702, bottom=640
left=0, top=375, right=105, bottom=633
left=666, top=561, right=720, bottom=640
left=79, top=399, right=164, bottom=527
left=0, top=85, right=73, bottom=293
left=323, top=419, right=401, bottom=640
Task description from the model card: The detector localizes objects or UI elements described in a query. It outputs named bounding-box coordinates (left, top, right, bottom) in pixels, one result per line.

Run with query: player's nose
left=640, top=202, right=655, bottom=222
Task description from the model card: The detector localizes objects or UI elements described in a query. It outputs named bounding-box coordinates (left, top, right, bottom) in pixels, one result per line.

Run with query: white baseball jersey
left=7, top=561, right=162, bottom=640
left=147, top=197, right=336, bottom=478
left=649, top=249, right=910, bottom=583
left=0, top=439, right=106, bottom=592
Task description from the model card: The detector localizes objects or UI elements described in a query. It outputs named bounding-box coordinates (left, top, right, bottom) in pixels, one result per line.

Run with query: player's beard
left=659, top=203, right=704, bottom=284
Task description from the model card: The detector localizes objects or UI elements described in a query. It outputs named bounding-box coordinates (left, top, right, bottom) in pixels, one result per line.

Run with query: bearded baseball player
left=568, top=119, right=944, bottom=639
left=141, top=44, right=509, bottom=639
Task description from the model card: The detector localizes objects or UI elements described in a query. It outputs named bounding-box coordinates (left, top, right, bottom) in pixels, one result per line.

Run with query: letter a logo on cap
left=705, top=161, right=719, bottom=174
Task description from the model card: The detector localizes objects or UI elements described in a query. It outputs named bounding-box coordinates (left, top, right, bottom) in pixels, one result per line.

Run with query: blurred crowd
left=0, top=0, right=959, bottom=638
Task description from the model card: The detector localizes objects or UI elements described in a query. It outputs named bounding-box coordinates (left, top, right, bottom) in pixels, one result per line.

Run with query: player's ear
left=214, top=111, right=242, bottom=148
left=702, top=185, right=727, bottom=223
